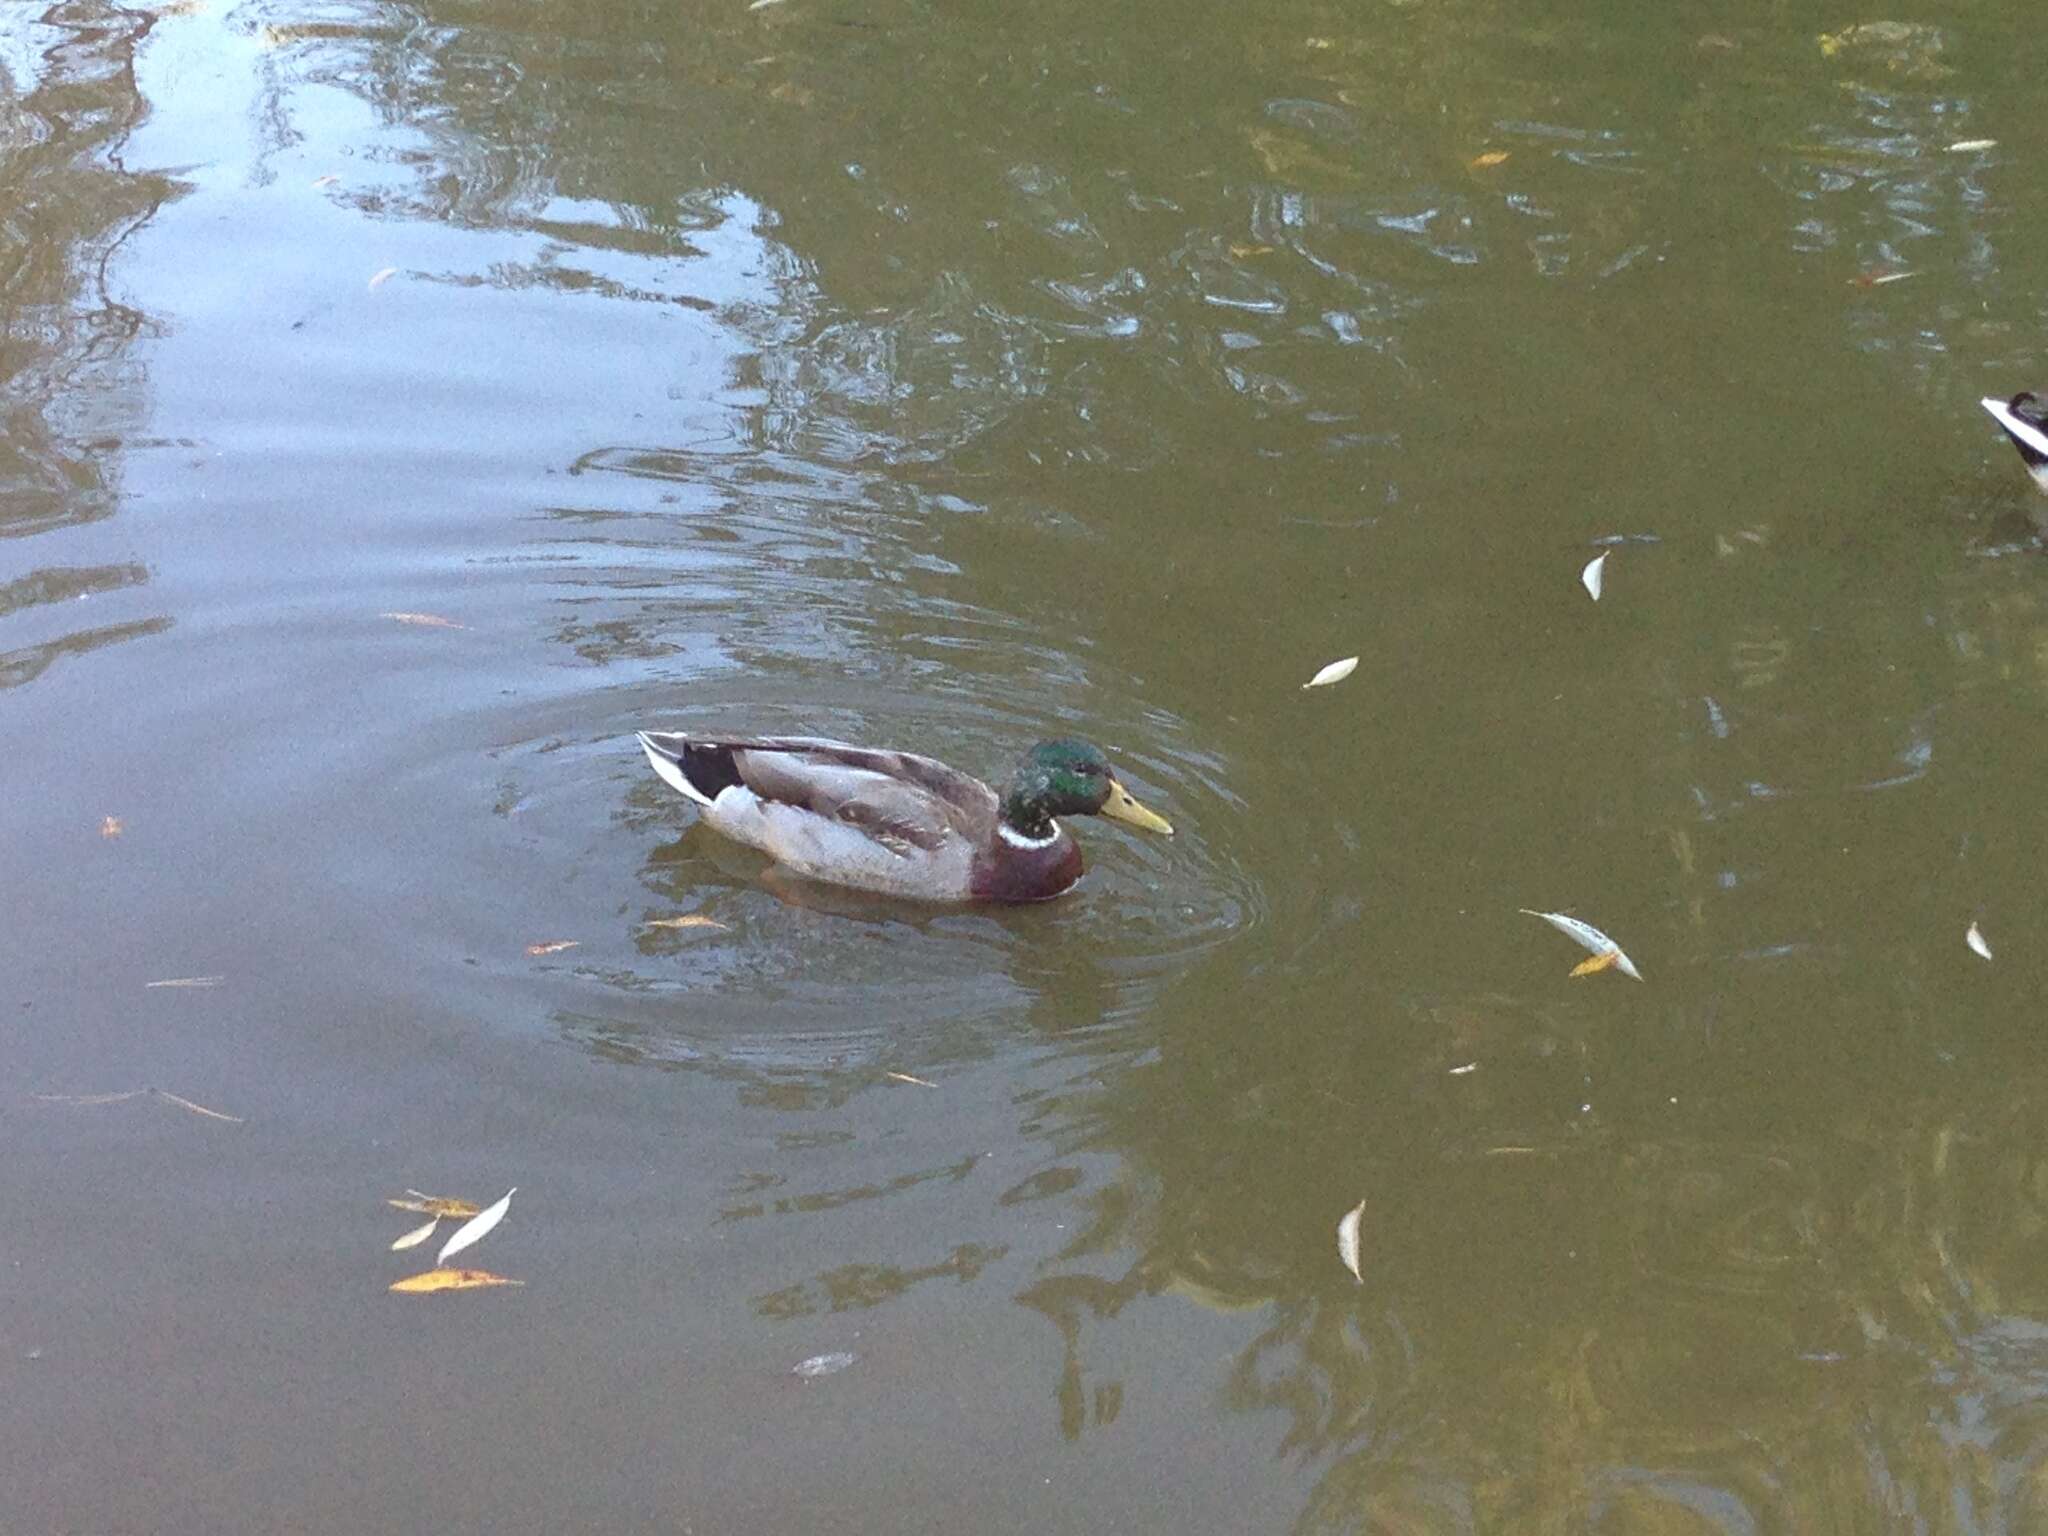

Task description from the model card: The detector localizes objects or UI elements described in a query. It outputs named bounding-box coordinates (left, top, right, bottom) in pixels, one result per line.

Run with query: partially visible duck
left=636, top=731, right=1173, bottom=903
left=1982, top=391, right=2048, bottom=497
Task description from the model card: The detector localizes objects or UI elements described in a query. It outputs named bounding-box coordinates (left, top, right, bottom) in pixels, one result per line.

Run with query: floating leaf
left=387, top=1192, right=483, bottom=1219
left=1850, top=269, right=1915, bottom=289
left=438, top=1187, right=514, bottom=1264
left=390, top=1218, right=439, bottom=1251
left=1520, top=908, right=1644, bottom=981
left=792, top=1351, right=857, bottom=1379
left=34, top=1090, right=145, bottom=1107
left=311, top=174, right=339, bottom=187
left=100, top=815, right=124, bottom=838
left=1447, top=1061, right=1479, bottom=1076
left=389, top=1268, right=523, bottom=1295
left=1469, top=150, right=1510, bottom=169
left=146, top=976, right=222, bottom=988
left=884, top=1071, right=936, bottom=1087
left=381, top=611, right=465, bottom=629
left=643, top=915, right=727, bottom=931
left=1302, top=656, right=1359, bottom=690
left=367, top=266, right=398, bottom=290
left=1569, top=949, right=1622, bottom=978
left=1336, top=1199, right=1365, bottom=1284
left=1966, top=922, right=1993, bottom=962
left=1581, top=552, right=1606, bottom=602
left=1228, top=243, right=1276, bottom=258
left=748, top=0, right=787, bottom=9
left=153, top=1089, right=242, bottom=1122
left=525, top=940, right=579, bottom=957
left=1947, top=139, right=1997, bottom=153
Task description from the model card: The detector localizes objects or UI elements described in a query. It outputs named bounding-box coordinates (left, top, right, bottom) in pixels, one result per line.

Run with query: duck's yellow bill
left=1102, top=779, right=1173, bottom=835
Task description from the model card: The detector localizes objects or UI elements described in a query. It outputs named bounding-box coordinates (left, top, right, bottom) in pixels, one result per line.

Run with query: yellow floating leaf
left=387, top=1192, right=484, bottom=1219
left=643, top=915, right=727, bottom=931
left=381, top=611, right=465, bottom=629
left=525, top=940, right=579, bottom=956
left=1569, top=949, right=1622, bottom=978
left=390, top=1218, right=439, bottom=1251
left=368, top=266, right=399, bottom=290
left=884, top=1071, right=936, bottom=1087
left=389, top=1267, right=524, bottom=1294
left=1228, top=244, right=1276, bottom=258
left=1469, top=150, right=1510, bottom=169
left=100, top=815, right=124, bottom=838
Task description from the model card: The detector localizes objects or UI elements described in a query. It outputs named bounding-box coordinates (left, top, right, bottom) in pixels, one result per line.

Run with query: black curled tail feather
left=676, top=741, right=745, bottom=800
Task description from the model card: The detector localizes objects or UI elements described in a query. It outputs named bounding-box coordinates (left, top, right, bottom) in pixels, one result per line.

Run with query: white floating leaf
left=1448, top=1061, right=1479, bottom=1076
left=1520, top=908, right=1644, bottom=981
left=391, top=1217, right=439, bottom=1251
left=1966, top=922, right=1993, bottom=962
left=1336, top=1198, right=1365, bottom=1284
left=1302, top=656, right=1359, bottom=690
left=1947, top=139, right=1997, bottom=153
left=792, top=1350, right=857, bottom=1379
left=437, top=1187, right=514, bottom=1264
left=1581, top=552, right=1607, bottom=602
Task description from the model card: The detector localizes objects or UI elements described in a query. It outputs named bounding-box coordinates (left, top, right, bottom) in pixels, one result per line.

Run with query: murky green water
left=11, top=0, right=2048, bottom=1529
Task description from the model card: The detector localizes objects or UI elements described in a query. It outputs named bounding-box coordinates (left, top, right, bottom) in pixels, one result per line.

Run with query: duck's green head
left=1001, top=739, right=1174, bottom=840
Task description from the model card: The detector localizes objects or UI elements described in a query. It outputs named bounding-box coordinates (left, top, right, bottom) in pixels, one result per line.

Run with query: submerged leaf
left=100, top=815, right=124, bottom=838
left=380, top=611, right=465, bottom=629
left=1581, top=552, right=1607, bottom=602
left=389, top=1267, right=523, bottom=1295
left=1302, top=656, right=1359, bottom=690
left=390, top=1218, right=439, bottom=1251
left=1966, top=922, right=1993, bottom=962
left=643, top=915, right=727, bottom=931
left=437, top=1187, right=514, bottom=1264
left=387, top=1192, right=484, bottom=1219
left=1468, top=150, right=1510, bottom=169
left=1336, top=1199, right=1365, bottom=1284
left=1520, top=908, right=1643, bottom=981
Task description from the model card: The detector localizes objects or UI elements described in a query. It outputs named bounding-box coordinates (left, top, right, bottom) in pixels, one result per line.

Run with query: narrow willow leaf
left=1966, top=922, right=1993, bottom=962
left=1947, top=139, right=1996, bottom=153
left=387, top=1193, right=483, bottom=1219
left=643, top=915, right=727, bottom=931
left=1336, top=1199, right=1365, bottom=1284
left=437, top=1187, right=514, bottom=1264
left=1468, top=150, right=1510, bottom=169
left=368, top=266, right=398, bottom=290
left=151, top=1089, right=243, bottom=1123
left=1520, top=908, right=1643, bottom=981
left=1302, top=656, right=1359, bottom=690
left=1581, top=552, right=1607, bottom=602
left=380, top=611, right=465, bottom=629
left=389, top=1267, right=523, bottom=1295
left=391, top=1218, right=439, bottom=1251
left=525, top=940, right=579, bottom=957
left=1568, top=950, right=1622, bottom=978
left=146, top=976, right=222, bottom=988
left=311, top=174, right=339, bottom=187
left=34, top=1090, right=146, bottom=1107
left=884, top=1071, right=935, bottom=1087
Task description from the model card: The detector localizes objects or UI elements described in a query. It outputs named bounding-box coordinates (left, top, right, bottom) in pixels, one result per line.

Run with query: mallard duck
left=1982, top=391, right=2048, bottom=497
left=636, top=731, right=1174, bottom=902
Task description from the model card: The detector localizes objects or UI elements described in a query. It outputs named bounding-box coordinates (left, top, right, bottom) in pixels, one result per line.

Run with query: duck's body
left=1982, top=391, right=2048, bottom=497
left=636, top=732, right=1172, bottom=903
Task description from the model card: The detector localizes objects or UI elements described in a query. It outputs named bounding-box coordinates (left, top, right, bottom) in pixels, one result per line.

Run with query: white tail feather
left=1982, top=396, right=2048, bottom=461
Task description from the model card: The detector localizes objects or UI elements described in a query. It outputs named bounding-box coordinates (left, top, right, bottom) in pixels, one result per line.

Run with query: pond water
left=10, top=1, right=2048, bottom=1530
